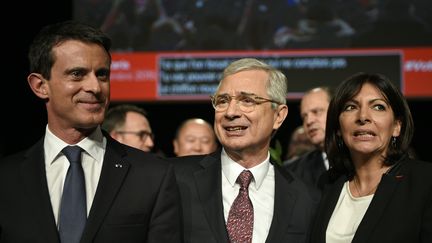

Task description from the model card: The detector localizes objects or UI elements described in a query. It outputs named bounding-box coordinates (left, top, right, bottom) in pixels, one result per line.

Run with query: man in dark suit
left=172, top=58, right=317, bottom=243
left=284, top=87, right=332, bottom=188
left=0, top=21, right=182, bottom=243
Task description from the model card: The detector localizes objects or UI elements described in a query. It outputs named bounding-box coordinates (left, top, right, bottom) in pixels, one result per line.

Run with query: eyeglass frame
left=210, top=91, right=283, bottom=113
left=115, top=130, right=154, bottom=141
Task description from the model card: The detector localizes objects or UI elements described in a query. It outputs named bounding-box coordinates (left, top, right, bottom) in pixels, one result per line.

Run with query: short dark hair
left=325, top=72, right=414, bottom=179
left=102, top=104, right=148, bottom=132
left=28, top=20, right=112, bottom=79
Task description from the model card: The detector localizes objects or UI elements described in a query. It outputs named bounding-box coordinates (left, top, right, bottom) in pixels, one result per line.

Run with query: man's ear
left=27, top=73, right=48, bottom=99
left=273, top=104, right=288, bottom=130
left=110, top=130, right=120, bottom=139
left=173, top=139, right=179, bottom=156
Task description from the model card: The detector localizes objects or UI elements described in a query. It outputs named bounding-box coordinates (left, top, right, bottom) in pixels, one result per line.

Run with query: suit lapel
left=352, top=167, right=402, bottom=243
left=314, top=176, right=346, bottom=243
left=22, top=139, right=60, bottom=243
left=194, top=153, right=229, bottom=243
left=267, top=163, right=323, bottom=242
left=81, top=137, right=130, bottom=242
left=312, top=151, right=327, bottom=182
left=265, top=165, right=296, bottom=242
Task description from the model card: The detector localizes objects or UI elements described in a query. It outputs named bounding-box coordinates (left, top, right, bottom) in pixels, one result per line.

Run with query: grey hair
left=215, top=58, right=288, bottom=107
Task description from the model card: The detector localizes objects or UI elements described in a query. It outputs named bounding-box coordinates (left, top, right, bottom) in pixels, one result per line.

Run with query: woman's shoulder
left=396, top=158, right=432, bottom=183
left=401, top=158, right=432, bottom=170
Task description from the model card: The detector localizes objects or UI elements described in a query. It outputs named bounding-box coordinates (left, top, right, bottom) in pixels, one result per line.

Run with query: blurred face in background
left=301, top=88, right=330, bottom=150
left=111, top=111, right=154, bottom=152
left=173, top=119, right=218, bottom=156
left=286, top=126, right=314, bottom=160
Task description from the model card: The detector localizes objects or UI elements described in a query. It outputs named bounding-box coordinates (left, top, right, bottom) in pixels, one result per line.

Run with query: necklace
left=352, top=165, right=393, bottom=197
left=352, top=176, right=378, bottom=197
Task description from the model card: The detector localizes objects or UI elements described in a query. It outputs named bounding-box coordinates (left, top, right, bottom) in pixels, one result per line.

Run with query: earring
left=391, top=136, right=397, bottom=148
left=337, top=136, right=344, bottom=150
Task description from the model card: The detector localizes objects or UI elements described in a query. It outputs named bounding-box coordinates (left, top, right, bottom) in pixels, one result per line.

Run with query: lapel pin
left=395, top=175, right=404, bottom=180
left=115, top=163, right=123, bottom=168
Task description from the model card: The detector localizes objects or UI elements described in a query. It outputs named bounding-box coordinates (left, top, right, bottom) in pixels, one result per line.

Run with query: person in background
left=173, top=118, right=218, bottom=156
left=284, top=87, right=332, bottom=188
left=284, top=125, right=314, bottom=163
left=172, top=58, right=317, bottom=243
left=0, top=21, right=182, bottom=242
left=102, top=104, right=155, bottom=152
left=311, top=72, right=432, bottom=243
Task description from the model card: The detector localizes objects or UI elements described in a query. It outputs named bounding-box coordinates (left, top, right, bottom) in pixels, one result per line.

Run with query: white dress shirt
left=326, top=181, right=373, bottom=243
left=44, top=125, right=106, bottom=225
left=322, top=152, right=329, bottom=170
left=221, top=149, right=275, bottom=243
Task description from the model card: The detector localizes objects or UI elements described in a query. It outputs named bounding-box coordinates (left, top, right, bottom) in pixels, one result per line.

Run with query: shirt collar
left=221, top=148, right=270, bottom=190
left=44, top=125, right=106, bottom=165
left=322, top=151, right=329, bottom=170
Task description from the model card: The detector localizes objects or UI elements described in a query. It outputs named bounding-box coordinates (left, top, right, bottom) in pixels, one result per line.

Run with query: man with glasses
left=172, top=58, right=318, bottom=243
left=102, top=104, right=155, bottom=152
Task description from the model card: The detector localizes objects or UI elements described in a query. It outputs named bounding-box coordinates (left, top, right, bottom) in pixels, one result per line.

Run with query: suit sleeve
left=147, top=163, right=183, bottom=243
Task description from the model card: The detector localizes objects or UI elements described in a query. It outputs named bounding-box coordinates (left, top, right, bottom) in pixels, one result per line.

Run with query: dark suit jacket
left=172, top=150, right=318, bottom=243
left=310, top=158, right=432, bottom=243
left=284, top=149, right=327, bottom=188
left=0, top=134, right=182, bottom=243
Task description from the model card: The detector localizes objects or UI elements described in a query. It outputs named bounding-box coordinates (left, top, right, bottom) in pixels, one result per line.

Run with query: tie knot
left=237, top=170, right=253, bottom=189
left=62, top=146, right=83, bottom=164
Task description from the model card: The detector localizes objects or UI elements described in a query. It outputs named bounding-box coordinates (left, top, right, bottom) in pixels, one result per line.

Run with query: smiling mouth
left=79, top=102, right=105, bottom=112
left=225, top=126, right=247, bottom=131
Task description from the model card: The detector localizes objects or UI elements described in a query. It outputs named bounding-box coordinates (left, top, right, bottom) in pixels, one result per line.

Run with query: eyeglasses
left=210, top=92, right=282, bottom=113
left=116, top=130, right=154, bottom=141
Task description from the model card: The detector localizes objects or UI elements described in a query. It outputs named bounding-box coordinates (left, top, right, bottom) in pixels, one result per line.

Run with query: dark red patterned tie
left=226, top=170, right=254, bottom=243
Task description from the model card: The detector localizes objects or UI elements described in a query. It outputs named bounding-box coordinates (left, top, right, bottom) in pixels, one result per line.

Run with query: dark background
left=1, top=0, right=431, bottom=161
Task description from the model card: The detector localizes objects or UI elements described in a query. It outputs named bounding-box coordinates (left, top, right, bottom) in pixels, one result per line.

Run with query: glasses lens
left=212, top=95, right=230, bottom=111
left=237, top=94, right=258, bottom=112
left=211, top=94, right=258, bottom=112
left=139, top=131, right=153, bottom=141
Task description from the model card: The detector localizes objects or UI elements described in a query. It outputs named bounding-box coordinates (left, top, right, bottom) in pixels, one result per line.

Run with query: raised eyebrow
left=64, top=67, right=88, bottom=75
left=312, top=107, right=324, bottom=113
left=239, top=91, right=257, bottom=96
left=216, top=94, right=231, bottom=99
left=216, top=92, right=230, bottom=97
left=369, top=98, right=389, bottom=105
left=138, top=130, right=151, bottom=134
left=345, top=99, right=359, bottom=105
left=96, top=67, right=110, bottom=75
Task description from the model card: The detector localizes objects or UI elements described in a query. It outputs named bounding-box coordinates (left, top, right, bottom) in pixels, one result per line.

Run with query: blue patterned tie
left=226, top=170, right=254, bottom=243
left=59, top=146, right=87, bottom=243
